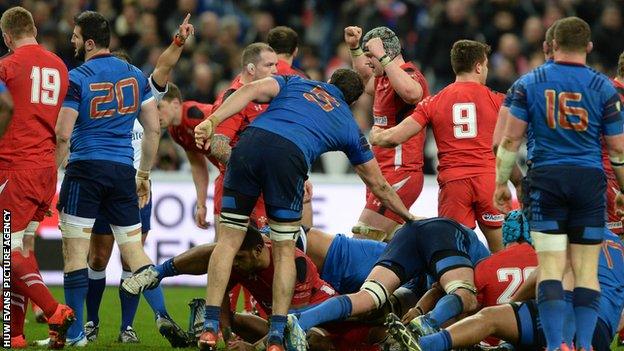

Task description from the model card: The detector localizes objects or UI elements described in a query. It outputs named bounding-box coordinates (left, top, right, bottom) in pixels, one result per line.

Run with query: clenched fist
left=344, top=26, right=363, bottom=49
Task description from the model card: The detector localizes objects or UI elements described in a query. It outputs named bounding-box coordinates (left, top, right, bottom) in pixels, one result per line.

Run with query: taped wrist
left=495, top=146, right=517, bottom=184
left=136, top=169, right=150, bottom=180
left=350, top=46, right=364, bottom=57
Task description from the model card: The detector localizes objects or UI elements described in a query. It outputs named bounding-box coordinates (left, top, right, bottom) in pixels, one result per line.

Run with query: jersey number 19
left=30, top=66, right=61, bottom=106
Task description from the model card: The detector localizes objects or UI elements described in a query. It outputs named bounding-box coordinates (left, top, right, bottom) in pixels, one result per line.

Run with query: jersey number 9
left=89, top=78, right=139, bottom=119
left=544, top=90, right=589, bottom=132
left=303, top=86, right=340, bottom=112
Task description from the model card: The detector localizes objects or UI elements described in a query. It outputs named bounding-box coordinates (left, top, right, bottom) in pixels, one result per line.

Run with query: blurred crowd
left=3, top=0, right=623, bottom=173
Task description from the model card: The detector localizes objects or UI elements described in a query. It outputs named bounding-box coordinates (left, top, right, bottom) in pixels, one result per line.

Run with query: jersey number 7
left=89, top=78, right=139, bottom=119
left=544, top=90, right=589, bottom=132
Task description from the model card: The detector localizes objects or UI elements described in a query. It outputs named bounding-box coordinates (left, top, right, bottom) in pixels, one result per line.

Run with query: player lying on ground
left=193, top=69, right=414, bottom=350
left=389, top=210, right=537, bottom=349
left=388, top=228, right=624, bottom=351
left=83, top=14, right=194, bottom=347
left=285, top=217, right=491, bottom=350
left=346, top=25, right=429, bottom=242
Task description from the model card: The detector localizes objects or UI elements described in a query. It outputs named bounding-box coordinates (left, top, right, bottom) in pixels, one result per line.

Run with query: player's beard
left=75, top=45, right=86, bottom=62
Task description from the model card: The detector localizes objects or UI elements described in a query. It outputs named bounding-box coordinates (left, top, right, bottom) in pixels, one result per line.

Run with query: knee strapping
left=532, top=231, right=568, bottom=252
left=11, top=230, right=24, bottom=250
left=111, top=223, right=142, bottom=245
left=24, top=221, right=39, bottom=236
left=220, top=212, right=250, bottom=232
left=361, top=280, right=390, bottom=309
left=59, top=211, right=94, bottom=239
left=352, top=222, right=387, bottom=241
left=270, top=223, right=300, bottom=242
left=443, top=280, right=477, bottom=295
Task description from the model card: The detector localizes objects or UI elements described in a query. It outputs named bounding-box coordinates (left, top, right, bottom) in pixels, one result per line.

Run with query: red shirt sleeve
left=474, top=260, right=488, bottom=306
left=215, top=113, right=245, bottom=141
left=410, top=95, right=433, bottom=127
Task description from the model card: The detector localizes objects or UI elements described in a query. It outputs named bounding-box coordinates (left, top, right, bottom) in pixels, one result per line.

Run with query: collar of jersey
left=554, top=60, right=586, bottom=67
left=89, top=53, right=113, bottom=60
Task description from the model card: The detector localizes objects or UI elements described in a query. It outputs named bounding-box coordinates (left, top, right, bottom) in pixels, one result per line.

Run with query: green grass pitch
left=18, top=286, right=205, bottom=350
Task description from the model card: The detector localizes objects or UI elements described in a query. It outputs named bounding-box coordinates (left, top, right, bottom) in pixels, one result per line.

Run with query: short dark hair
left=74, top=11, right=110, bottom=49
left=267, top=26, right=298, bottom=56
left=0, top=6, right=35, bottom=39
left=239, top=225, right=265, bottom=251
left=554, top=17, right=591, bottom=53
left=162, top=82, right=182, bottom=102
left=329, top=68, right=364, bottom=105
left=111, top=49, right=131, bottom=63
left=241, top=42, right=275, bottom=66
left=450, top=40, right=491, bottom=75
left=618, top=51, right=624, bottom=78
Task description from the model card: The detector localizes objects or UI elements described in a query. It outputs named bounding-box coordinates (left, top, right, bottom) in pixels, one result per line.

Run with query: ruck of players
left=2, top=3, right=624, bottom=351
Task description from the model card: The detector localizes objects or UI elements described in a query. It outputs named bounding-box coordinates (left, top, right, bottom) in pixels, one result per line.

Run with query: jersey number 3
left=89, top=78, right=139, bottom=119
left=30, top=66, right=61, bottom=106
left=453, top=103, right=477, bottom=139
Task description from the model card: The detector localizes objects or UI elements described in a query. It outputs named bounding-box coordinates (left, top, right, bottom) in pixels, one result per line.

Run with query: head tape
left=362, top=26, right=401, bottom=60
left=502, top=210, right=532, bottom=246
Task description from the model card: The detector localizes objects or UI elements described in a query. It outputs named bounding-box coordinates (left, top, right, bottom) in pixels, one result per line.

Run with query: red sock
left=10, top=251, right=58, bottom=317
left=10, top=286, right=28, bottom=337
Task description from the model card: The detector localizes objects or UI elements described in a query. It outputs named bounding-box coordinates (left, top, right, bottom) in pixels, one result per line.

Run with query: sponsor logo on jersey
left=374, top=115, right=388, bottom=126
left=482, top=213, right=505, bottom=222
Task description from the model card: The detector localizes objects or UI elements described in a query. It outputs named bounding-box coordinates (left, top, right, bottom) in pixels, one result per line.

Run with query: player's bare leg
left=478, top=223, right=503, bottom=252
left=200, top=222, right=248, bottom=350
left=353, top=209, right=400, bottom=241
left=114, top=224, right=153, bottom=271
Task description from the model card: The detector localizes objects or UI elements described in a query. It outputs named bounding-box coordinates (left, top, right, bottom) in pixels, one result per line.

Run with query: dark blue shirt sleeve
left=345, top=128, right=374, bottom=165
left=62, top=71, right=81, bottom=111
left=509, top=79, right=529, bottom=121
left=602, top=92, right=624, bottom=136
left=503, top=83, right=515, bottom=108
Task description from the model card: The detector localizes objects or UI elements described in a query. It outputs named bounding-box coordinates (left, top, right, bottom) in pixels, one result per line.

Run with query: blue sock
left=155, top=258, right=178, bottom=279
left=419, top=330, right=453, bottom=351
left=203, top=305, right=221, bottom=332
left=268, top=315, right=287, bottom=345
left=119, top=271, right=140, bottom=331
left=428, top=294, right=463, bottom=328
left=573, top=287, right=600, bottom=351
left=143, top=285, right=169, bottom=318
left=297, top=295, right=352, bottom=331
left=86, top=267, right=106, bottom=326
left=562, top=290, right=575, bottom=347
left=64, top=268, right=89, bottom=339
left=537, top=280, right=565, bottom=350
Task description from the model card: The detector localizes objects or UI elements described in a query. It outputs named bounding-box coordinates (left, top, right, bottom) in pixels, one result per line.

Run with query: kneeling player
left=286, top=218, right=491, bottom=350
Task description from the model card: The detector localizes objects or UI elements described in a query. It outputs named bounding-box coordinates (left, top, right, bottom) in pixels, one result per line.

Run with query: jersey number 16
left=544, top=90, right=589, bottom=132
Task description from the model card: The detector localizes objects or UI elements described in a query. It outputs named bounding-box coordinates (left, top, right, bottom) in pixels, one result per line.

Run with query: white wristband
left=495, top=146, right=517, bottom=184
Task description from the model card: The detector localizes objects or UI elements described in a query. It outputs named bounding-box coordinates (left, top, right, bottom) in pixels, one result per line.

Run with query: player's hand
left=493, top=183, right=512, bottom=214
left=365, top=37, right=386, bottom=59
left=136, top=178, right=151, bottom=209
left=194, top=118, right=215, bottom=150
left=369, top=126, right=382, bottom=145
left=615, top=191, right=624, bottom=221
left=303, top=180, right=314, bottom=203
left=177, top=13, right=195, bottom=42
left=344, top=26, right=363, bottom=49
left=194, top=204, right=210, bottom=229
left=401, top=305, right=423, bottom=324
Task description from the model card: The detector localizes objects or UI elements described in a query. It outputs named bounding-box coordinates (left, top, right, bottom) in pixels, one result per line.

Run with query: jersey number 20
left=496, top=266, right=536, bottom=304
left=30, top=66, right=61, bottom=106
left=89, top=78, right=139, bottom=119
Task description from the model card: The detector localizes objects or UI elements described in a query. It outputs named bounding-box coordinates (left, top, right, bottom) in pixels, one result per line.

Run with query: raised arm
left=345, top=26, right=374, bottom=88
left=354, top=158, right=414, bottom=222
left=365, top=37, right=423, bottom=104
left=151, top=13, right=194, bottom=88
left=194, top=77, right=281, bottom=149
